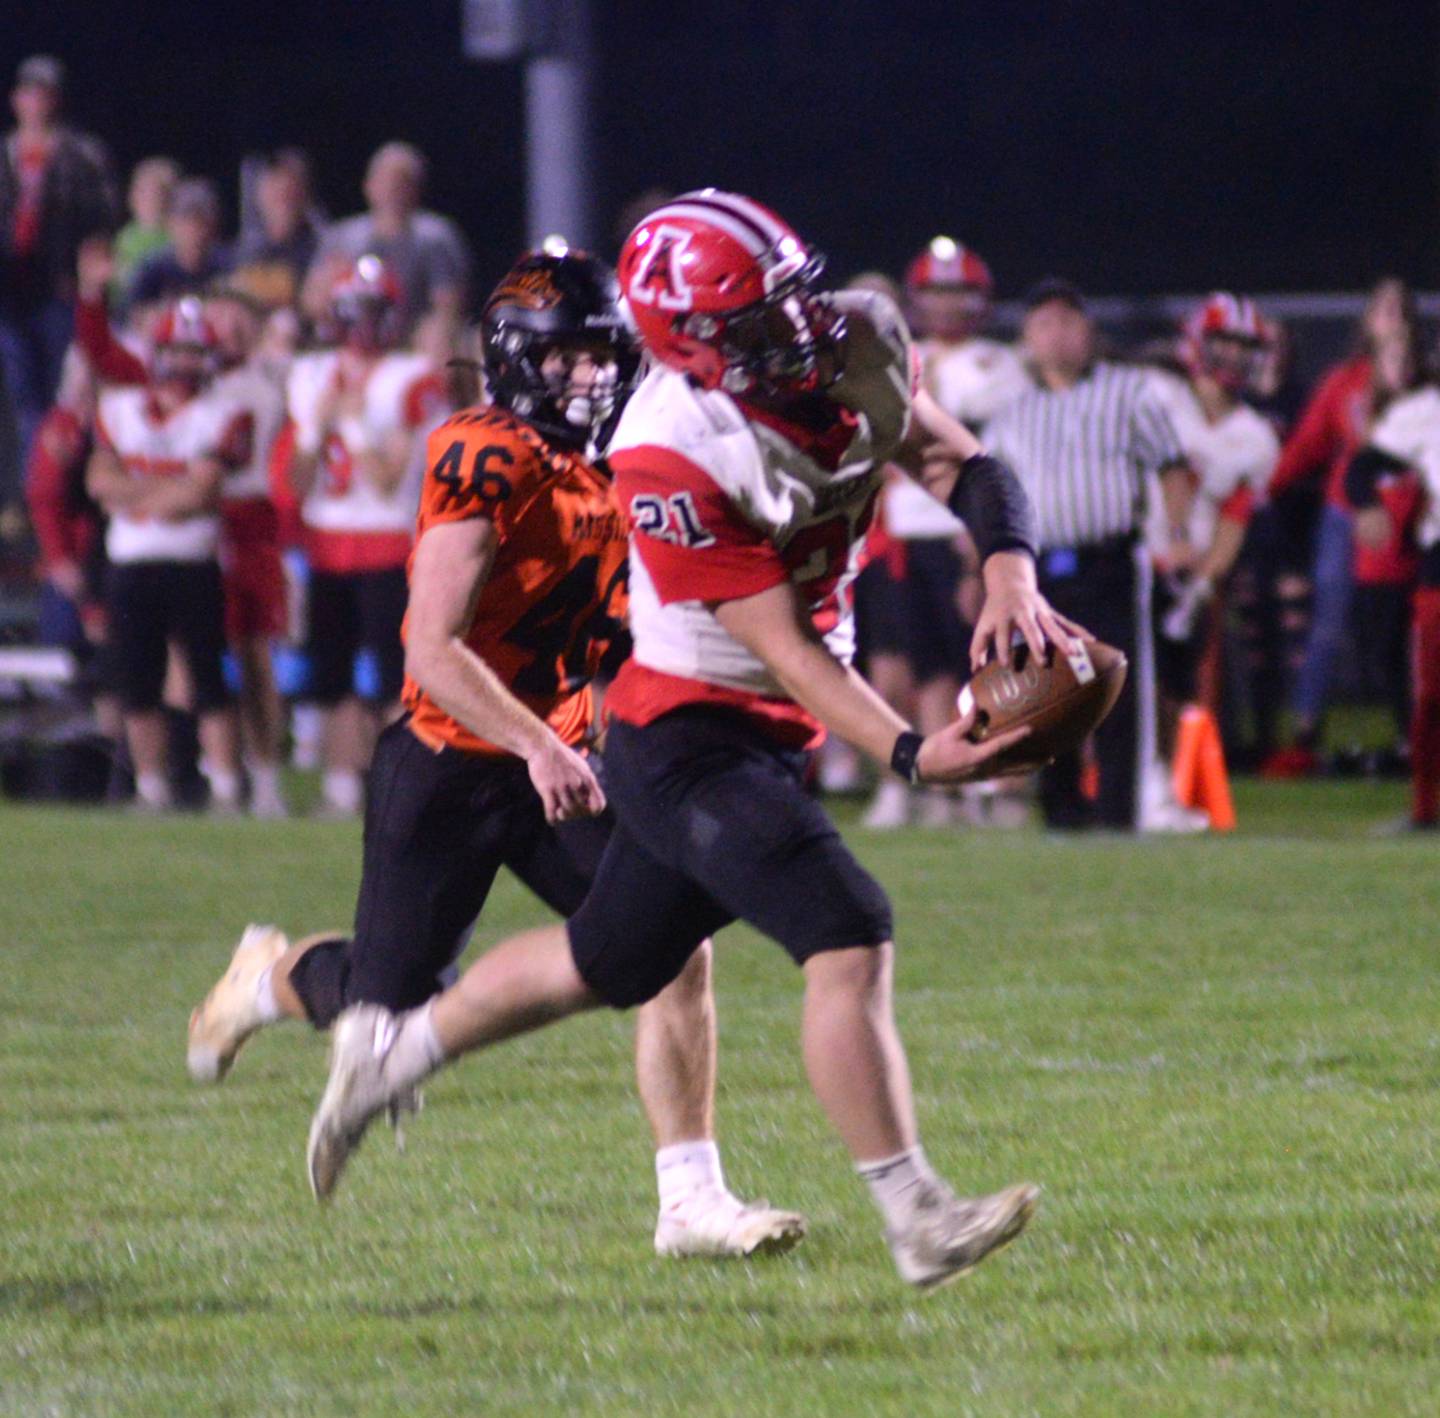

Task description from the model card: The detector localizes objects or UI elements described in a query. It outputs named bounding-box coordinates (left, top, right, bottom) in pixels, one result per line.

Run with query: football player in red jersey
left=274, top=256, right=441, bottom=817
left=190, top=248, right=804, bottom=1258
left=74, top=241, right=293, bottom=816
left=865, top=238, right=1035, bottom=829
left=305, top=192, right=1089, bottom=1289
left=1150, top=295, right=1279, bottom=704
left=86, top=298, right=251, bottom=812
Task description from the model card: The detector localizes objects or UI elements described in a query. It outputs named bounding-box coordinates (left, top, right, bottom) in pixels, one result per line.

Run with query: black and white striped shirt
left=984, top=361, right=1184, bottom=550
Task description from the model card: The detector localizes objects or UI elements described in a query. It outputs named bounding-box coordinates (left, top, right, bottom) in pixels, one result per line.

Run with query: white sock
left=856, top=1146, right=935, bottom=1232
left=322, top=770, right=363, bottom=813
left=290, top=704, right=323, bottom=769
left=248, top=760, right=281, bottom=796
left=378, top=1003, right=447, bottom=1092
left=206, top=767, right=242, bottom=808
left=656, top=1139, right=725, bottom=1208
left=136, top=771, right=171, bottom=808
left=254, top=964, right=282, bottom=1023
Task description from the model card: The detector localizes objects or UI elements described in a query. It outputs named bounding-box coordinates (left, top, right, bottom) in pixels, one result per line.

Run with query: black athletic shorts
left=105, top=559, right=232, bottom=712
left=288, top=717, right=611, bottom=1027
left=568, top=708, right=894, bottom=1009
left=306, top=566, right=407, bottom=705
left=896, top=539, right=970, bottom=685
left=855, top=558, right=909, bottom=662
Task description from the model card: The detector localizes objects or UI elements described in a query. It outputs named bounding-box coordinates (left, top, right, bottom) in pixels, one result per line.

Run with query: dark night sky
left=4, top=0, right=1436, bottom=302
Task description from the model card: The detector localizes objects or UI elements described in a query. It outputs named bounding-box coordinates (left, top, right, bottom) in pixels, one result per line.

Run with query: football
left=958, top=639, right=1128, bottom=775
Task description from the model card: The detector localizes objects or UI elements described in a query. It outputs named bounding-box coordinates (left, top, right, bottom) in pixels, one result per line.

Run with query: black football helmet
left=480, top=246, right=640, bottom=450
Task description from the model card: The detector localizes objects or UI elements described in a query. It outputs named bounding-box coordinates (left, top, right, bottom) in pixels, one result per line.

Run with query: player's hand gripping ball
left=959, top=639, right=1127, bottom=776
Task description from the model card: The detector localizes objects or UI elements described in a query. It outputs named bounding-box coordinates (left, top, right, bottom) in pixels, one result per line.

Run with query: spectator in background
left=24, top=344, right=101, bottom=651
left=231, top=153, right=320, bottom=312
left=1264, top=278, right=1422, bottom=775
left=1345, top=351, right=1440, bottom=829
left=303, top=141, right=470, bottom=335
left=126, top=178, right=231, bottom=316
left=110, top=157, right=179, bottom=299
left=0, top=55, right=117, bottom=493
left=1351, top=329, right=1426, bottom=761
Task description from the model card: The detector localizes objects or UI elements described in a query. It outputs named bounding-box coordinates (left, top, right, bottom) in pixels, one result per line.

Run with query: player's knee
left=803, top=939, right=894, bottom=1004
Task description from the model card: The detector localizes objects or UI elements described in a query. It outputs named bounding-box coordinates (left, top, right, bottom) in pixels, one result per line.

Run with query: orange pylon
left=1172, top=704, right=1235, bottom=831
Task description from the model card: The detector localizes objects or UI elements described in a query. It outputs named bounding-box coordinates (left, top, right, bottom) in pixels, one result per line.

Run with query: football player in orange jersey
left=189, top=248, right=804, bottom=1258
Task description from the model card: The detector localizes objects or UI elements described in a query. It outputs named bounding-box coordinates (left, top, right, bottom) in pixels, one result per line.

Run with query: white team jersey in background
left=1143, top=369, right=1279, bottom=558
left=285, top=349, right=433, bottom=536
left=97, top=384, right=239, bottom=563
left=212, top=359, right=287, bottom=503
left=1368, top=385, right=1440, bottom=551
left=884, top=334, right=1032, bottom=539
left=611, top=288, right=914, bottom=698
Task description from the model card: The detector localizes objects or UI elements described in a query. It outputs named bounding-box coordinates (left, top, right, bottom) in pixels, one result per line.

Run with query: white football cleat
left=887, top=1180, right=1039, bottom=1290
left=187, top=924, right=288, bottom=1083
left=307, top=1004, right=403, bottom=1201
left=655, top=1189, right=807, bottom=1258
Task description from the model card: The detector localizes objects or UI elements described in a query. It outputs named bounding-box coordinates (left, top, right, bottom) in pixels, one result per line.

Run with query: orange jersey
left=402, top=406, right=631, bottom=757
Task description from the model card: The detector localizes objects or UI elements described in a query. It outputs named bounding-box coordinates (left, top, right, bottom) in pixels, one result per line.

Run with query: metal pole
left=524, top=0, right=594, bottom=250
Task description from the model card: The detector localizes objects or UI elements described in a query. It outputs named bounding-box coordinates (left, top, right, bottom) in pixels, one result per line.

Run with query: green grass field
left=2, top=779, right=1438, bottom=1416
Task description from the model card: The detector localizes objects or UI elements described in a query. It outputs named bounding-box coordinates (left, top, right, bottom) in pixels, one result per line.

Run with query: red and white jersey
left=213, top=359, right=287, bottom=504
left=96, top=384, right=240, bottom=564
left=1144, top=370, right=1277, bottom=557
left=887, top=334, right=1032, bottom=539
left=922, top=335, right=1031, bottom=429
left=607, top=289, right=914, bottom=746
left=1368, top=385, right=1440, bottom=551
left=284, top=349, right=436, bottom=572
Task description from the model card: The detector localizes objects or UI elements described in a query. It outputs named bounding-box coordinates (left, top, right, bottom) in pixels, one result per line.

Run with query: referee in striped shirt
left=985, top=279, right=1189, bottom=830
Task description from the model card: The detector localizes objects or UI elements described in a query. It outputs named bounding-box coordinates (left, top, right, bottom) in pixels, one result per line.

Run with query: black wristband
left=947, top=452, right=1039, bottom=563
left=890, top=730, right=924, bottom=785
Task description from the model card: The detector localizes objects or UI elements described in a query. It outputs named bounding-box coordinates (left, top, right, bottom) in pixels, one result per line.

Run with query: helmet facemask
left=484, top=321, right=639, bottom=452
left=150, top=343, right=215, bottom=397
left=1195, top=332, right=1264, bottom=395
left=908, top=284, right=990, bottom=342
left=332, top=287, right=401, bottom=354
left=685, top=256, right=846, bottom=400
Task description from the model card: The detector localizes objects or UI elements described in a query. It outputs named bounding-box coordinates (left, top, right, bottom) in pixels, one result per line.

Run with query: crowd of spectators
left=0, top=52, right=1434, bottom=833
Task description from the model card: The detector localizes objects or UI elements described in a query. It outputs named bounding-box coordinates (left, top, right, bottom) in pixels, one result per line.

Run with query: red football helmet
left=904, top=236, right=993, bottom=297
left=1181, top=292, right=1271, bottom=393
left=617, top=188, right=841, bottom=397
left=328, top=254, right=404, bottom=351
left=904, top=236, right=993, bottom=341
left=149, top=295, right=220, bottom=392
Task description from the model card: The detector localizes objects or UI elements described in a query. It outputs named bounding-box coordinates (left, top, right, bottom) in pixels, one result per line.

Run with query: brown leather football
left=958, top=639, right=1128, bottom=776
